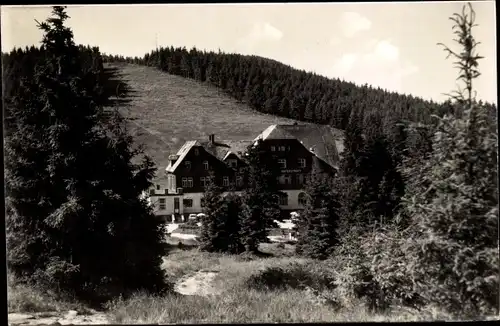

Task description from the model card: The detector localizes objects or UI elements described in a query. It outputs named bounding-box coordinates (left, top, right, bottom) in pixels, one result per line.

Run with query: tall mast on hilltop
left=156, top=32, right=159, bottom=50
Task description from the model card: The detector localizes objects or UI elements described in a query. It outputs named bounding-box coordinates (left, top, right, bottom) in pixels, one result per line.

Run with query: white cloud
left=330, top=53, right=360, bottom=76
left=233, top=21, right=283, bottom=55
left=374, top=40, right=399, bottom=61
left=248, top=22, right=283, bottom=42
left=327, top=39, right=419, bottom=92
left=339, top=12, right=372, bottom=38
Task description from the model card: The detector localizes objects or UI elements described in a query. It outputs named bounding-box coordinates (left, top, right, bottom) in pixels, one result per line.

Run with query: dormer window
left=185, top=161, right=191, bottom=170
left=156, top=184, right=161, bottom=190
left=203, top=161, right=209, bottom=170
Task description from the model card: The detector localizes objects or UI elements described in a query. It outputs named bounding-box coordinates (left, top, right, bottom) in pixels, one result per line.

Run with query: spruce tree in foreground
left=223, top=193, right=245, bottom=254
left=199, top=173, right=227, bottom=252
left=199, top=175, right=244, bottom=254
left=5, top=7, right=167, bottom=302
left=295, top=164, right=340, bottom=260
left=240, top=139, right=282, bottom=253
left=371, top=3, right=498, bottom=317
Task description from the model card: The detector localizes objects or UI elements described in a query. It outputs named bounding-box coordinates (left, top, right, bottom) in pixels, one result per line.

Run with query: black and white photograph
left=2, top=1, right=498, bottom=324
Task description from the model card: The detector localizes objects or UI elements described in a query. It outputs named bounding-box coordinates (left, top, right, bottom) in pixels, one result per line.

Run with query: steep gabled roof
left=279, top=124, right=342, bottom=169
left=253, top=124, right=296, bottom=141
left=163, top=124, right=343, bottom=176
left=165, top=140, right=201, bottom=173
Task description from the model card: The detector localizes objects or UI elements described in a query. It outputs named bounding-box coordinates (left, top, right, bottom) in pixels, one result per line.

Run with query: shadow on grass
left=100, top=65, right=141, bottom=109
left=164, top=239, right=199, bottom=252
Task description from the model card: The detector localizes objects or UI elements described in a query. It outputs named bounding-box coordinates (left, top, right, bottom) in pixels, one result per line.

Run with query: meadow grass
left=107, top=246, right=443, bottom=323
left=8, top=243, right=462, bottom=322
left=7, top=273, right=90, bottom=314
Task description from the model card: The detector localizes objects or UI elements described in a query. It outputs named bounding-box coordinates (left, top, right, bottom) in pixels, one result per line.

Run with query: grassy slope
left=110, top=63, right=343, bottom=179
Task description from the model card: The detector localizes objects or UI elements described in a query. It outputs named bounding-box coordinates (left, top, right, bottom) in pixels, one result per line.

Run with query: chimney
left=169, top=154, right=179, bottom=165
left=209, top=134, right=215, bottom=144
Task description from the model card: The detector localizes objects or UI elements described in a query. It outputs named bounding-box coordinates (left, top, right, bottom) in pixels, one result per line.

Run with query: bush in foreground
left=363, top=2, right=498, bottom=318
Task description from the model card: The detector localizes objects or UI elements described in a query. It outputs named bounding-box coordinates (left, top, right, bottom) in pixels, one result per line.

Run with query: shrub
left=184, top=219, right=199, bottom=228
left=245, top=262, right=335, bottom=292
left=330, top=238, right=388, bottom=313
left=397, top=3, right=499, bottom=317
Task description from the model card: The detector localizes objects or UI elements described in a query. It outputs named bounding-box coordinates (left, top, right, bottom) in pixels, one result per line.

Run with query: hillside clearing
left=109, top=63, right=343, bottom=177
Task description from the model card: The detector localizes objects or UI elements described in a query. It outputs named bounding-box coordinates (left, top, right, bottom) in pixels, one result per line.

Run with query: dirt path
left=174, top=271, right=220, bottom=296
left=8, top=310, right=109, bottom=325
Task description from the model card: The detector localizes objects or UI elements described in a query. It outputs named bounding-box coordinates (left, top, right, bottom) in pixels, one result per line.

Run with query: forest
left=102, top=45, right=496, bottom=133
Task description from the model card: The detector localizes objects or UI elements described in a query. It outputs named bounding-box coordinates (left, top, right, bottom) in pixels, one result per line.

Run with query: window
left=228, top=159, right=237, bottom=168
left=182, top=177, right=193, bottom=188
left=298, top=158, right=306, bottom=168
left=183, top=199, right=193, bottom=207
left=271, top=146, right=276, bottom=152
left=149, top=189, right=155, bottom=195
left=200, top=177, right=207, bottom=188
left=287, top=146, right=291, bottom=151
left=201, top=198, right=206, bottom=207
left=278, top=159, right=287, bottom=169
left=296, top=174, right=305, bottom=185
left=159, top=198, right=166, bottom=210
left=283, top=174, right=292, bottom=185
left=168, top=175, right=175, bottom=189
left=194, top=148, right=199, bottom=156
left=156, top=184, right=161, bottom=190
left=223, top=176, right=230, bottom=187
left=203, top=161, right=209, bottom=170
left=279, top=146, right=286, bottom=152
left=298, top=192, right=307, bottom=206
left=278, top=193, right=288, bottom=206
left=185, top=161, right=191, bottom=170
left=236, top=176, right=243, bottom=187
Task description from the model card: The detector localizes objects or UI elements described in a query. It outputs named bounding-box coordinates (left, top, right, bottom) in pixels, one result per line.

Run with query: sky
left=1, top=2, right=497, bottom=104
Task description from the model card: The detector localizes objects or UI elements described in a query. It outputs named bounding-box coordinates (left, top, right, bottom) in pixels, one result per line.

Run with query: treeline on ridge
left=102, top=47, right=496, bottom=136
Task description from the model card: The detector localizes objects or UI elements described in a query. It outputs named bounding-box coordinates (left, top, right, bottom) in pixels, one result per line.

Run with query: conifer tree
left=199, top=173, right=227, bottom=252
left=295, top=165, right=340, bottom=260
left=240, top=139, right=282, bottom=253
left=340, top=107, right=364, bottom=177
left=398, top=3, right=498, bottom=316
left=223, top=193, right=245, bottom=254
left=5, top=7, right=167, bottom=302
